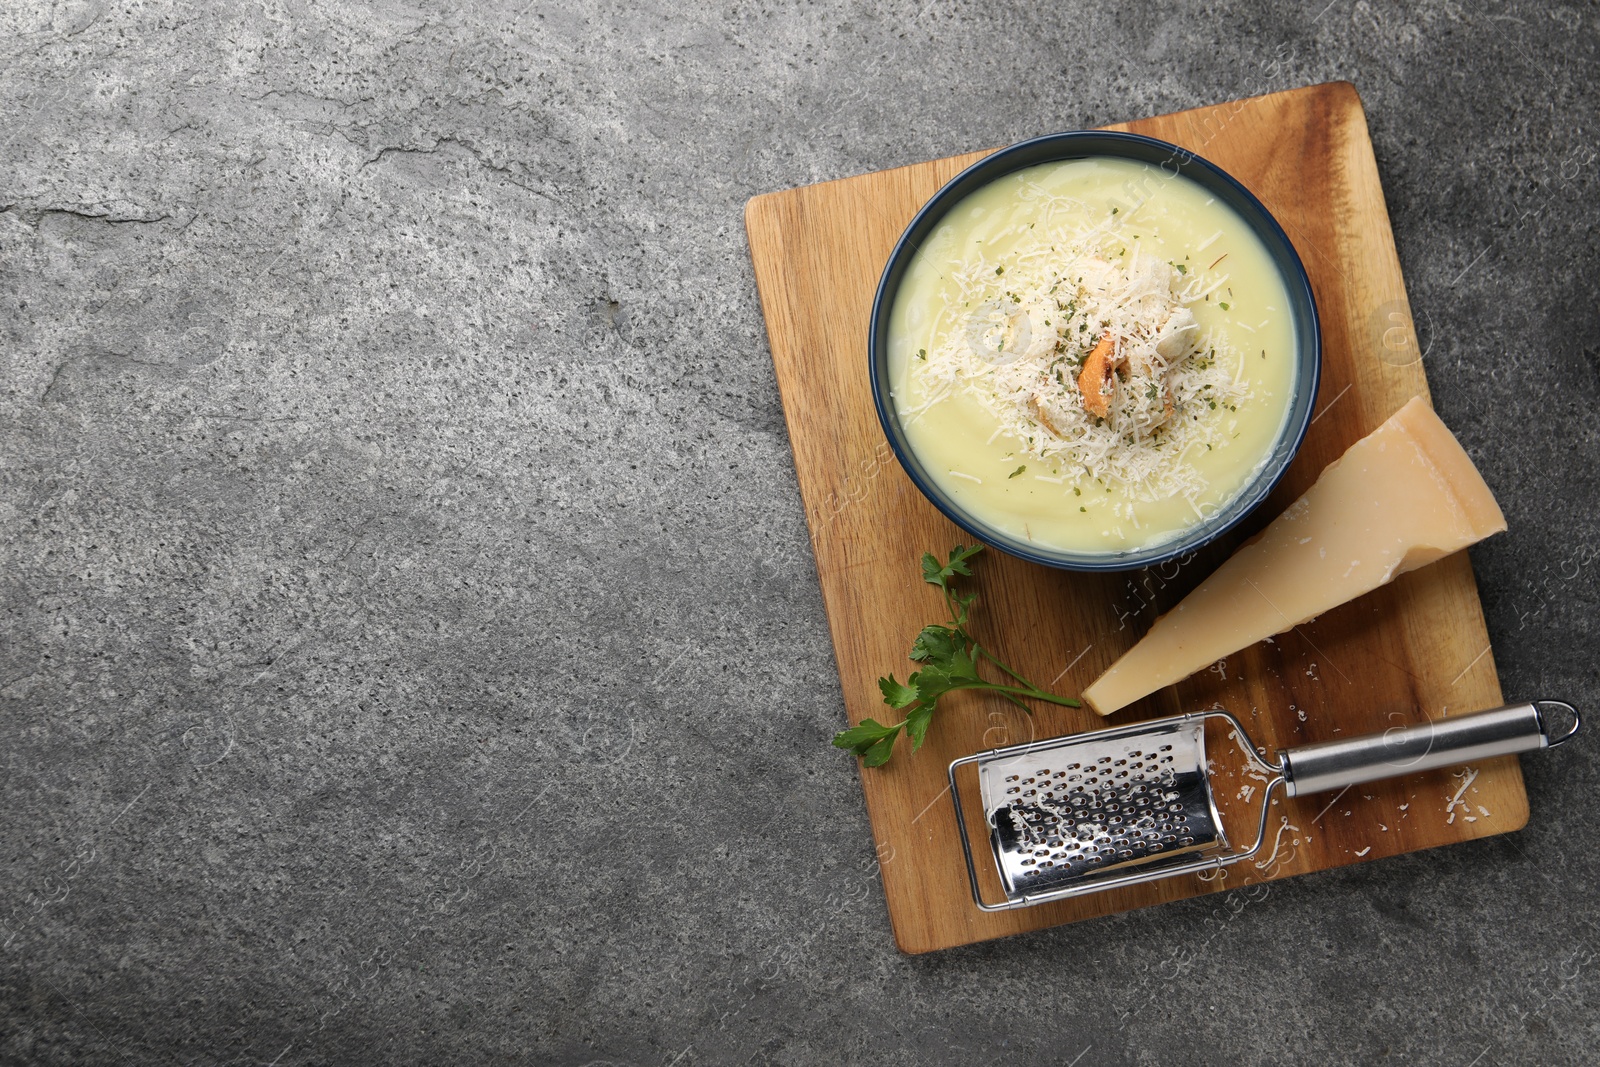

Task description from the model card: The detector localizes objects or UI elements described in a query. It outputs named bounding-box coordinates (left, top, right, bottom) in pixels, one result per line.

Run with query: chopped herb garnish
left=1008, top=465, right=1026, bottom=479
left=1219, top=301, right=1231, bottom=311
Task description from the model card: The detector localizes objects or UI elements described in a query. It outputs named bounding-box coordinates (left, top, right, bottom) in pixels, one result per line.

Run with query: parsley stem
left=963, top=681, right=1081, bottom=707
left=997, top=690, right=1032, bottom=714
left=929, top=676, right=1082, bottom=705
left=972, top=642, right=1034, bottom=688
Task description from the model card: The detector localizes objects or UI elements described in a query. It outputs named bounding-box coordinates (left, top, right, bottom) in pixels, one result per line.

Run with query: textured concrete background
left=2, top=1, right=1597, bottom=1064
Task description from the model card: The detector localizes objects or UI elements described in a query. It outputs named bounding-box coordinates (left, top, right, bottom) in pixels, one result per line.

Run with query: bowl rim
left=868, top=130, right=1323, bottom=572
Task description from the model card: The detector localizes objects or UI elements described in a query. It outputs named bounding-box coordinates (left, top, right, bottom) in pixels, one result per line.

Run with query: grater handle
left=1279, top=701, right=1581, bottom=797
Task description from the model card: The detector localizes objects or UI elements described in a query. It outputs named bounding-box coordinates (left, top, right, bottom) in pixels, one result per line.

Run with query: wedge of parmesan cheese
left=1082, top=396, right=1506, bottom=716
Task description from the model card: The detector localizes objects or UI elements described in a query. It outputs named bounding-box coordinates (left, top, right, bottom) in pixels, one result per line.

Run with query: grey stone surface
left=2, top=0, right=1597, bottom=1063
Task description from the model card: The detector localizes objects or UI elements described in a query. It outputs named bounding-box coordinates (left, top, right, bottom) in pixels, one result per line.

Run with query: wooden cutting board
left=744, top=81, right=1525, bottom=954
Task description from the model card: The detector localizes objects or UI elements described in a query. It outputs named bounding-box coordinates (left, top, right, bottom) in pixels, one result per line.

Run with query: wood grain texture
left=745, top=82, right=1525, bottom=954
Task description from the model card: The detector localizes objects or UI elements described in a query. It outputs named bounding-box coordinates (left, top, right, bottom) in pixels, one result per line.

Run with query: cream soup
left=888, top=156, right=1297, bottom=554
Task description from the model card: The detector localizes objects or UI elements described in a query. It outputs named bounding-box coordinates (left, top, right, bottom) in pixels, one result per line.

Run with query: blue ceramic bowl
left=869, top=131, right=1321, bottom=572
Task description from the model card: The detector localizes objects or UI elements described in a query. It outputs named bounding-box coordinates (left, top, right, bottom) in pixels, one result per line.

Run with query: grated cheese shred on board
left=908, top=199, right=1253, bottom=510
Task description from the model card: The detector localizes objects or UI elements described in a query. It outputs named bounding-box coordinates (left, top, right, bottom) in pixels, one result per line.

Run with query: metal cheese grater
left=948, top=700, right=1582, bottom=910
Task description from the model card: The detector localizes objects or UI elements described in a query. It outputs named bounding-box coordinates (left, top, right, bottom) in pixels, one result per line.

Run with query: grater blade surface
left=978, top=718, right=1225, bottom=899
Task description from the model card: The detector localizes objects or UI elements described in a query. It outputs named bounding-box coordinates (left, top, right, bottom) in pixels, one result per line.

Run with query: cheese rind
left=1081, top=396, right=1506, bottom=716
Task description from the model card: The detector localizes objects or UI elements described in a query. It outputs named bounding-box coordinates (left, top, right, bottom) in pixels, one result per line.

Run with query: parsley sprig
left=832, top=545, right=1082, bottom=767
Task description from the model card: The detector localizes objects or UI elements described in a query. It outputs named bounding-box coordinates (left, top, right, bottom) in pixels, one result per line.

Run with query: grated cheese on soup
left=906, top=216, right=1252, bottom=511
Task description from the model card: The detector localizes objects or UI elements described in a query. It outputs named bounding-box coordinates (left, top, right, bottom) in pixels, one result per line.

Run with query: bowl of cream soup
left=871, top=131, right=1321, bottom=571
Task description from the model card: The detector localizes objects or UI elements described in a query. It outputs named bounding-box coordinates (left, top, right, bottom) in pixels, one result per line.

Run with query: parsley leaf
left=862, top=733, right=899, bottom=767
left=832, top=545, right=1082, bottom=767
left=878, top=675, right=919, bottom=709
left=921, top=543, right=981, bottom=590
left=904, top=703, right=935, bottom=750
left=909, top=624, right=959, bottom=663
left=833, top=717, right=901, bottom=762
